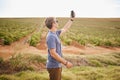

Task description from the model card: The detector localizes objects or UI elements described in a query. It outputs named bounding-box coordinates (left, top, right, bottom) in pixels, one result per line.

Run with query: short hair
left=45, top=17, right=54, bottom=29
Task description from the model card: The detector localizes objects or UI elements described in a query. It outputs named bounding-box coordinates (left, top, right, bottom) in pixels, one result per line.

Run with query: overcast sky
left=0, top=0, right=120, bottom=18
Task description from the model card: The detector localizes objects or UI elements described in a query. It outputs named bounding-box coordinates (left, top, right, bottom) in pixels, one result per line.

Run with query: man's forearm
left=50, top=50, right=67, bottom=65
left=63, top=20, right=73, bottom=31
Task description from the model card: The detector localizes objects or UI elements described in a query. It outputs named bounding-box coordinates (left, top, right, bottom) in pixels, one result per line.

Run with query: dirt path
left=0, top=25, right=40, bottom=59
left=0, top=27, right=120, bottom=59
left=36, top=27, right=47, bottom=50
left=62, top=46, right=120, bottom=55
left=1, top=43, right=120, bottom=60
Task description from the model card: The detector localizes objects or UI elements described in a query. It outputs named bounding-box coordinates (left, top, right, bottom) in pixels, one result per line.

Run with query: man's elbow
left=50, top=49, right=56, bottom=58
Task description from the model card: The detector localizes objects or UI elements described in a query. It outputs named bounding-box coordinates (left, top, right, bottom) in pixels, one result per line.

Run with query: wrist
left=64, top=61, right=68, bottom=66
left=70, top=18, right=74, bottom=21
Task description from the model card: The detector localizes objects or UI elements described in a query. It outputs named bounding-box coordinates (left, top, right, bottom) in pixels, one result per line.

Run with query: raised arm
left=60, top=10, right=75, bottom=35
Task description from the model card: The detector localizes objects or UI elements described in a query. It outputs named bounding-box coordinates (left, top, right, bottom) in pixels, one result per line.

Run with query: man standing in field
left=45, top=11, right=75, bottom=80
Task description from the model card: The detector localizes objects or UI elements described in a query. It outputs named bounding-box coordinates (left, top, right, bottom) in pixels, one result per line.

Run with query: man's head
left=45, top=17, right=58, bottom=31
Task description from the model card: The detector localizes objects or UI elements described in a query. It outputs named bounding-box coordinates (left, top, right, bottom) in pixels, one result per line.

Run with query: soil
left=1, top=41, right=120, bottom=60
left=0, top=29, right=120, bottom=59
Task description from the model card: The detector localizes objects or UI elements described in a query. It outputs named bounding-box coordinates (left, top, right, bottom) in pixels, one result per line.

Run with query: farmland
left=0, top=18, right=120, bottom=46
left=0, top=18, right=45, bottom=46
left=57, top=18, right=120, bottom=47
left=0, top=18, right=120, bottom=80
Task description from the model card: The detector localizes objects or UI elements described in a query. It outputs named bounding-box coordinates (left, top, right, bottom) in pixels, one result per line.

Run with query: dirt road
left=0, top=27, right=120, bottom=59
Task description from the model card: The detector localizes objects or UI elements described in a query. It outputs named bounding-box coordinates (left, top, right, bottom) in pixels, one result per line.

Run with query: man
left=45, top=11, right=75, bottom=80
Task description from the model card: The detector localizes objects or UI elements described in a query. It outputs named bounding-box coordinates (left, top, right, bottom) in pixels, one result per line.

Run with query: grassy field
left=0, top=18, right=120, bottom=46
left=0, top=18, right=120, bottom=80
left=0, top=19, right=37, bottom=45
left=0, top=66, right=120, bottom=80
left=0, top=52, right=120, bottom=80
left=0, top=18, right=44, bottom=46
left=57, top=18, right=120, bottom=46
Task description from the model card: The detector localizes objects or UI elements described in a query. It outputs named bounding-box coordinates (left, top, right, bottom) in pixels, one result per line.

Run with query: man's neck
left=50, top=29, right=56, bottom=33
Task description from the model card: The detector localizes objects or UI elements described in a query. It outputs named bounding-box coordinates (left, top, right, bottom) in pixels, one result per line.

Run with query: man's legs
left=47, top=68, right=62, bottom=80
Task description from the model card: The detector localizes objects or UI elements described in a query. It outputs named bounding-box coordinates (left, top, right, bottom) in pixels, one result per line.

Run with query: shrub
left=29, top=32, right=41, bottom=46
left=0, top=57, right=3, bottom=63
left=88, top=60, right=103, bottom=67
left=28, top=55, right=46, bottom=64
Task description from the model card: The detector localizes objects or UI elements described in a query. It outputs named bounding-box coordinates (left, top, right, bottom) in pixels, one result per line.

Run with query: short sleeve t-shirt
left=46, top=30, right=62, bottom=68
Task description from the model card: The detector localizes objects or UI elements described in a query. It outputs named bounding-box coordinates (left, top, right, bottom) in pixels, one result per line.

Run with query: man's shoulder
left=47, top=33, right=56, bottom=38
left=46, top=33, right=56, bottom=41
left=56, top=30, right=61, bottom=33
left=56, top=30, right=62, bottom=36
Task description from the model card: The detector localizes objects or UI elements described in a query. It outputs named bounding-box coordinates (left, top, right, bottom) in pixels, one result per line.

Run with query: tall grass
left=0, top=53, right=46, bottom=74
left=0, top=66, right=120, bottom=80
left=64, top=52, right=120, bottom=67
left=0, top=52, right=120, bottom=80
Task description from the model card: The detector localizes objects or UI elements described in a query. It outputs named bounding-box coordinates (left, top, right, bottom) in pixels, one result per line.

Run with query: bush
left=0, top=57, right=3, bottom=63
left=9, top=54, right=31, bottom=71
left=28, top=55, right=46, bottom=64
left=0, top=53, right=47, bottom=74
left=89, top=60, right=103, bottom=67
left=0, top=19, right=38, bottom=45
left=4, top=36, right=13, bottom=45
left=29, top=32, right=41, bottom=46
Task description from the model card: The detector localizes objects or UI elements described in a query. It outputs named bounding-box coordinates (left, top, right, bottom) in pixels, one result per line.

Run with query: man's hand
left=65, top=61, right=73, bottom=68
left=60, top=10, right=75, bottom=35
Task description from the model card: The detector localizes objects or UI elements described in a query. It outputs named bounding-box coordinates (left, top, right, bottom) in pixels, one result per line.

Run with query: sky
left=0, top=0, right=120, bottom=18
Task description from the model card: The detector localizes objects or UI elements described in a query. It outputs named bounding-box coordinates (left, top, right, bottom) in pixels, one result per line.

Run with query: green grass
left=64, top=52, right=120, bottom=67
left=0, top=18, right=120, bottom=80
left=69, top=66, right=120, bottom=80
left=0, top=53, right=46, bottom=74
left=0, top=18, right=45, bottom=45
left=0, top=18, right=120, bottom=46
left=0, top=19, right=37, bottom=45
left=29, top=26, right=44, bottom=46
left=0, top=66, right=120, bottom=80
left=87, top=53, right=120, bottom=66
left=0, top=52, right=120, bottom=80
left=58, top=18, right=120, bottom=47
left=0, top=71, right=48, bottom=80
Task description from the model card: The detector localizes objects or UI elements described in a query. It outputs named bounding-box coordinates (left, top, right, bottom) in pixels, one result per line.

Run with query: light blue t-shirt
left=46, top=30, right=62, bottom=68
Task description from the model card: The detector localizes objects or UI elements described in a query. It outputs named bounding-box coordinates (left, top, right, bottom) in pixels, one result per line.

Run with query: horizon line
left=0, top=16, right=120, bottom=18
